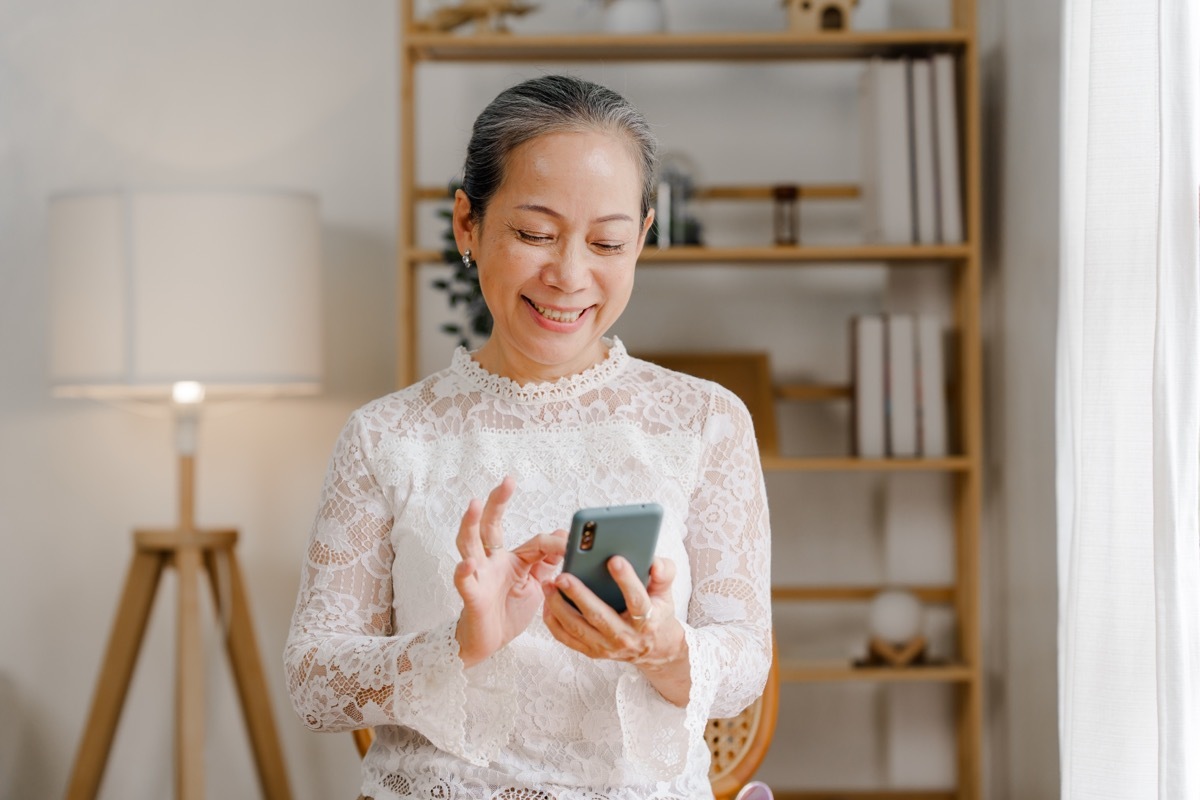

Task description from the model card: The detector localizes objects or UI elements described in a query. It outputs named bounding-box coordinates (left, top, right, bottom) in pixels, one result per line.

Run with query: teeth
left=531, top=301, right=583, bottom=323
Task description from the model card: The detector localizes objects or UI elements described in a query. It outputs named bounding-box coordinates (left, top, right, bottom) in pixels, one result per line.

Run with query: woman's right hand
left=452, top=476, right=567, bottom=667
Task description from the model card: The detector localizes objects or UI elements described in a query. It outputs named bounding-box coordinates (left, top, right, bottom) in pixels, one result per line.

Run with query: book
left=858, top=60, right=880, bottom=242
left=655, top=180, right=671, bottom=249
left=910, top=58, right=938, bottom=245
left=861, top=58, right=914, bottom=244
left=885, top=314, right=918, bottom=457
left=915, top=315, right=948, bottom=457
left=852, top=315, right=886, bottom=458
left=931, top=53, right=964, bottom=243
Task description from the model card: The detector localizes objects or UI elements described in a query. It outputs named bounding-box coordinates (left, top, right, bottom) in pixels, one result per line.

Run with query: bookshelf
left=396, top=2, right=983, bottom=797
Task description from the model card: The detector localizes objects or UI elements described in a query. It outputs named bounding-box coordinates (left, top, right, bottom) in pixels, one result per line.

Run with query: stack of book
left=860, top=54, right=963, bottom=245
left=852, top=314, right=947, bottom=458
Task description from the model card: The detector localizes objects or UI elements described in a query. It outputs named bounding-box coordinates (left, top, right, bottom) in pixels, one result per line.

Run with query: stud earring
left=462, top=249, right=473, bottom=269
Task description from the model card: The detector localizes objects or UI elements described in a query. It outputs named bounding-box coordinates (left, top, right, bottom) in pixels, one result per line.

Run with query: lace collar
left=451, top=337, right=629, bottom=403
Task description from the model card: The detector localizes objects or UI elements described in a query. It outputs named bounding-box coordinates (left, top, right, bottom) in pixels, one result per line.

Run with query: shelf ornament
left=772, top=184, right=800, bottom=246
left=414, top=0, right=538, bottom=34
left=858, top=588, right=928, bottom=667
left=595, top=0, right=667, bottom=34
left=782, top=0, right=857, bottom=33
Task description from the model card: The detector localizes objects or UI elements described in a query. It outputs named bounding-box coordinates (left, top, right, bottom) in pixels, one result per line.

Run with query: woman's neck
left=472, top=338, right=609, bottom=386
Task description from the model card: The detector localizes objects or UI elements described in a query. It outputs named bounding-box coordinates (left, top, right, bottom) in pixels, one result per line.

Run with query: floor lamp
left=48, top=190, right=323, bottom=800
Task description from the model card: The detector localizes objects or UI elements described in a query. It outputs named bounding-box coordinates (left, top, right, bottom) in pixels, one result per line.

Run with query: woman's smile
left=526, top=297, right=589, bottom=326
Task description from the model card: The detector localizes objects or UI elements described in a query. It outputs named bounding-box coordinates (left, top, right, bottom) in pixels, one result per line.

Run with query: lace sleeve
left=283, top=413, right=504, bottom=766
left=682, top=387, right=773, bottom=715
left=617, top=385, right=773, bottom=776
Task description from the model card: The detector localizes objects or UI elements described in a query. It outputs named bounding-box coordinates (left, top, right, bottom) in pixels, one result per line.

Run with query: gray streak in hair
left=461, top=74, right=660, bottom=223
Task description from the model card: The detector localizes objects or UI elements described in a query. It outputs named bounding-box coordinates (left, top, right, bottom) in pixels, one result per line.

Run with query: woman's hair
left=461, top=74, right=659, bottom=223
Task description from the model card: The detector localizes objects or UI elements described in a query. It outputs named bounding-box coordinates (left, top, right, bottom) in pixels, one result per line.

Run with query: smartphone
left=561, top=502, right=663, bottom=614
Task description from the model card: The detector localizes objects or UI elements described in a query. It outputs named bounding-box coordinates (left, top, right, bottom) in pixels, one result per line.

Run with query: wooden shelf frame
left=772, top=585, right=955, bottom=604
left=773, top=792, right=956, bottom=800
left=416, top=182, right=861, bottom=202
left=761, top=456, right=971, bottom=473
left=777, top=661, right=976, bottom=684
left=406, top=29, right=971, bottom=63
left=397, top=2, right=985, bottom=795
left=776, top=383, right=853, bottom=402
left=405, top=244, right=971, bottom=267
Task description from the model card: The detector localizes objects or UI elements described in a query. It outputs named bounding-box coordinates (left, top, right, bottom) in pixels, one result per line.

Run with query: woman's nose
left=540, top=243, right=589, bottom=292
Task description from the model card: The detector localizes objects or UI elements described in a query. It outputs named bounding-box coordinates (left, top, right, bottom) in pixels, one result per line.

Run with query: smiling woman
left=453, top=128, right=651, bottom=384
left=284, top=74, right=773, bottom=800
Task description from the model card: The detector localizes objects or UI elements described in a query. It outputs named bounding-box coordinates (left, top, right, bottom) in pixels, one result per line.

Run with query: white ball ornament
left=868, top=589, right=923, bottom=643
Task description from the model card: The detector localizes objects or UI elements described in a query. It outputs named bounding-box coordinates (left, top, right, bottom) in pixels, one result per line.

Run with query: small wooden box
left=784, top=0, right=857, bottom=32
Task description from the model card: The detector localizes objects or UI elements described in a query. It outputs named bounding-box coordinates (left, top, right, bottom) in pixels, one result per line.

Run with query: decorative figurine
left=856, top=589, right=928, bottom=668
left=772, top=184, right=800, bottom=246
left=414, top=0, right=539, bottom=34
left=598, top=0, right=668, bottom=34
left=783, top=0, right=857, bottom=33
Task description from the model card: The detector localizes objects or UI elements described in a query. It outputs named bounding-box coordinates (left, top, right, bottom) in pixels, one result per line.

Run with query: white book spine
left=859, top=59, right=881, bottom=243
left=860, top=58, right=914, bottom=244
left=915, top=315, right=948, bottom=457
left=877, top=58, right=914, bottom=244
left=932, top=53, right=963, bottom=243
left=655, top=180, right=671, bottom=249
left=885, top=314, right=918, bottom=457
left=853, top=315, right=887, bottom=458
left=910, top=58, right=938, bottom=245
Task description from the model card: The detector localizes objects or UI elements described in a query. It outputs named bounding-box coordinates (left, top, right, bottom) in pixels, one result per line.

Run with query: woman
left=285, top=74, right=772, bottom=800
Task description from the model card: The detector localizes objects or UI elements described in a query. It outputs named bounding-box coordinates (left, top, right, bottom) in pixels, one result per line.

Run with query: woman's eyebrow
left=594, top=213, right=635, bottom=224
left=515, top=204, right=634, bottom=225
left=515, top=203, right=562, bottom=218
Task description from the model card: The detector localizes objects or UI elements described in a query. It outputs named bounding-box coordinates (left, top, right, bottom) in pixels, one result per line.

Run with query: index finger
left=509, top=530, right=568, bottom=566
left=479, top=476, right=515, bottom=552
left=607, top=556, right=653, bottom=618
left=455, top=498, right=485, bottom=561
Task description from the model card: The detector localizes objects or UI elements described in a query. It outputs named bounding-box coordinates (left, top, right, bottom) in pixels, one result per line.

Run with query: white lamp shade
left=48, top=190, right=322, bottom=399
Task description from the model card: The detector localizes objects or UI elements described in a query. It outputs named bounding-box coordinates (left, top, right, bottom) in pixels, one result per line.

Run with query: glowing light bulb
left=172, top=381, right=206, bottom=405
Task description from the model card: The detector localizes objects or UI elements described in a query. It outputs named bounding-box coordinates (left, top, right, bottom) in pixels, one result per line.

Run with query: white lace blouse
left=284, top=338, right=772, bottom=800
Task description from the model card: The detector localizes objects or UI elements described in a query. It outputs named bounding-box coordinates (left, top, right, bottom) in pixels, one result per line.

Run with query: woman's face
left=453, top=129, right=652, bottom=384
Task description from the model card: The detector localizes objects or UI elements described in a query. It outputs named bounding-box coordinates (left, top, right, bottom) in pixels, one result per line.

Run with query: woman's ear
left=634, top=208, right=655, bottom=258
left=452, top=189, right=476, bottom=255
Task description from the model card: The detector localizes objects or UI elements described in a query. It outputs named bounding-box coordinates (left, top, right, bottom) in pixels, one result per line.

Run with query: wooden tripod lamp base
left=65, top=453, right=292, bottom=800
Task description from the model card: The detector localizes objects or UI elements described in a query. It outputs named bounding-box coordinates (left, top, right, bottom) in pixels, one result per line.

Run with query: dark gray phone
left=561, top=502, right=663, bottom=614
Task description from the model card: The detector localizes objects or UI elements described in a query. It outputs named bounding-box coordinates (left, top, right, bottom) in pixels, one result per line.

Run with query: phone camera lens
left=580, top=520, right=596, bottom=551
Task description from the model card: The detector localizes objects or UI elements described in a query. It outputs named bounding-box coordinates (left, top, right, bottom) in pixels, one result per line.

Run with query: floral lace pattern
left=285, top=338, right=772, bottom=799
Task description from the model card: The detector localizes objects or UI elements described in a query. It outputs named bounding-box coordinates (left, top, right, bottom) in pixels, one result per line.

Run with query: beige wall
left=0, top=0, right=1060, bottom=797
left=981, top=0, right=1061, bottom=796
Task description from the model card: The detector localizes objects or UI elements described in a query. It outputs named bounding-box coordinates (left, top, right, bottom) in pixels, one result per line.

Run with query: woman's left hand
left=542, top=556, right=691, bottom=705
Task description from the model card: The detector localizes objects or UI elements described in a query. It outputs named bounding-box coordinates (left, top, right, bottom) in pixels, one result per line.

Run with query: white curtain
left=1057, top=0, right=1200, bottom=798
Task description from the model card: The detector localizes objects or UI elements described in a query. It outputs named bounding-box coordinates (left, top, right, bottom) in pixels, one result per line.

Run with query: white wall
left=0, top=0, right=1062, bottom=798
left=0, top=2, right=395, bottom=798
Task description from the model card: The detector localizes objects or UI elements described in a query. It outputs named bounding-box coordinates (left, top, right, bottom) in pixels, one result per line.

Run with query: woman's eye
left=593, top=242, right=626, bottom=253
left=517, top=230, right=552, bottom=243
